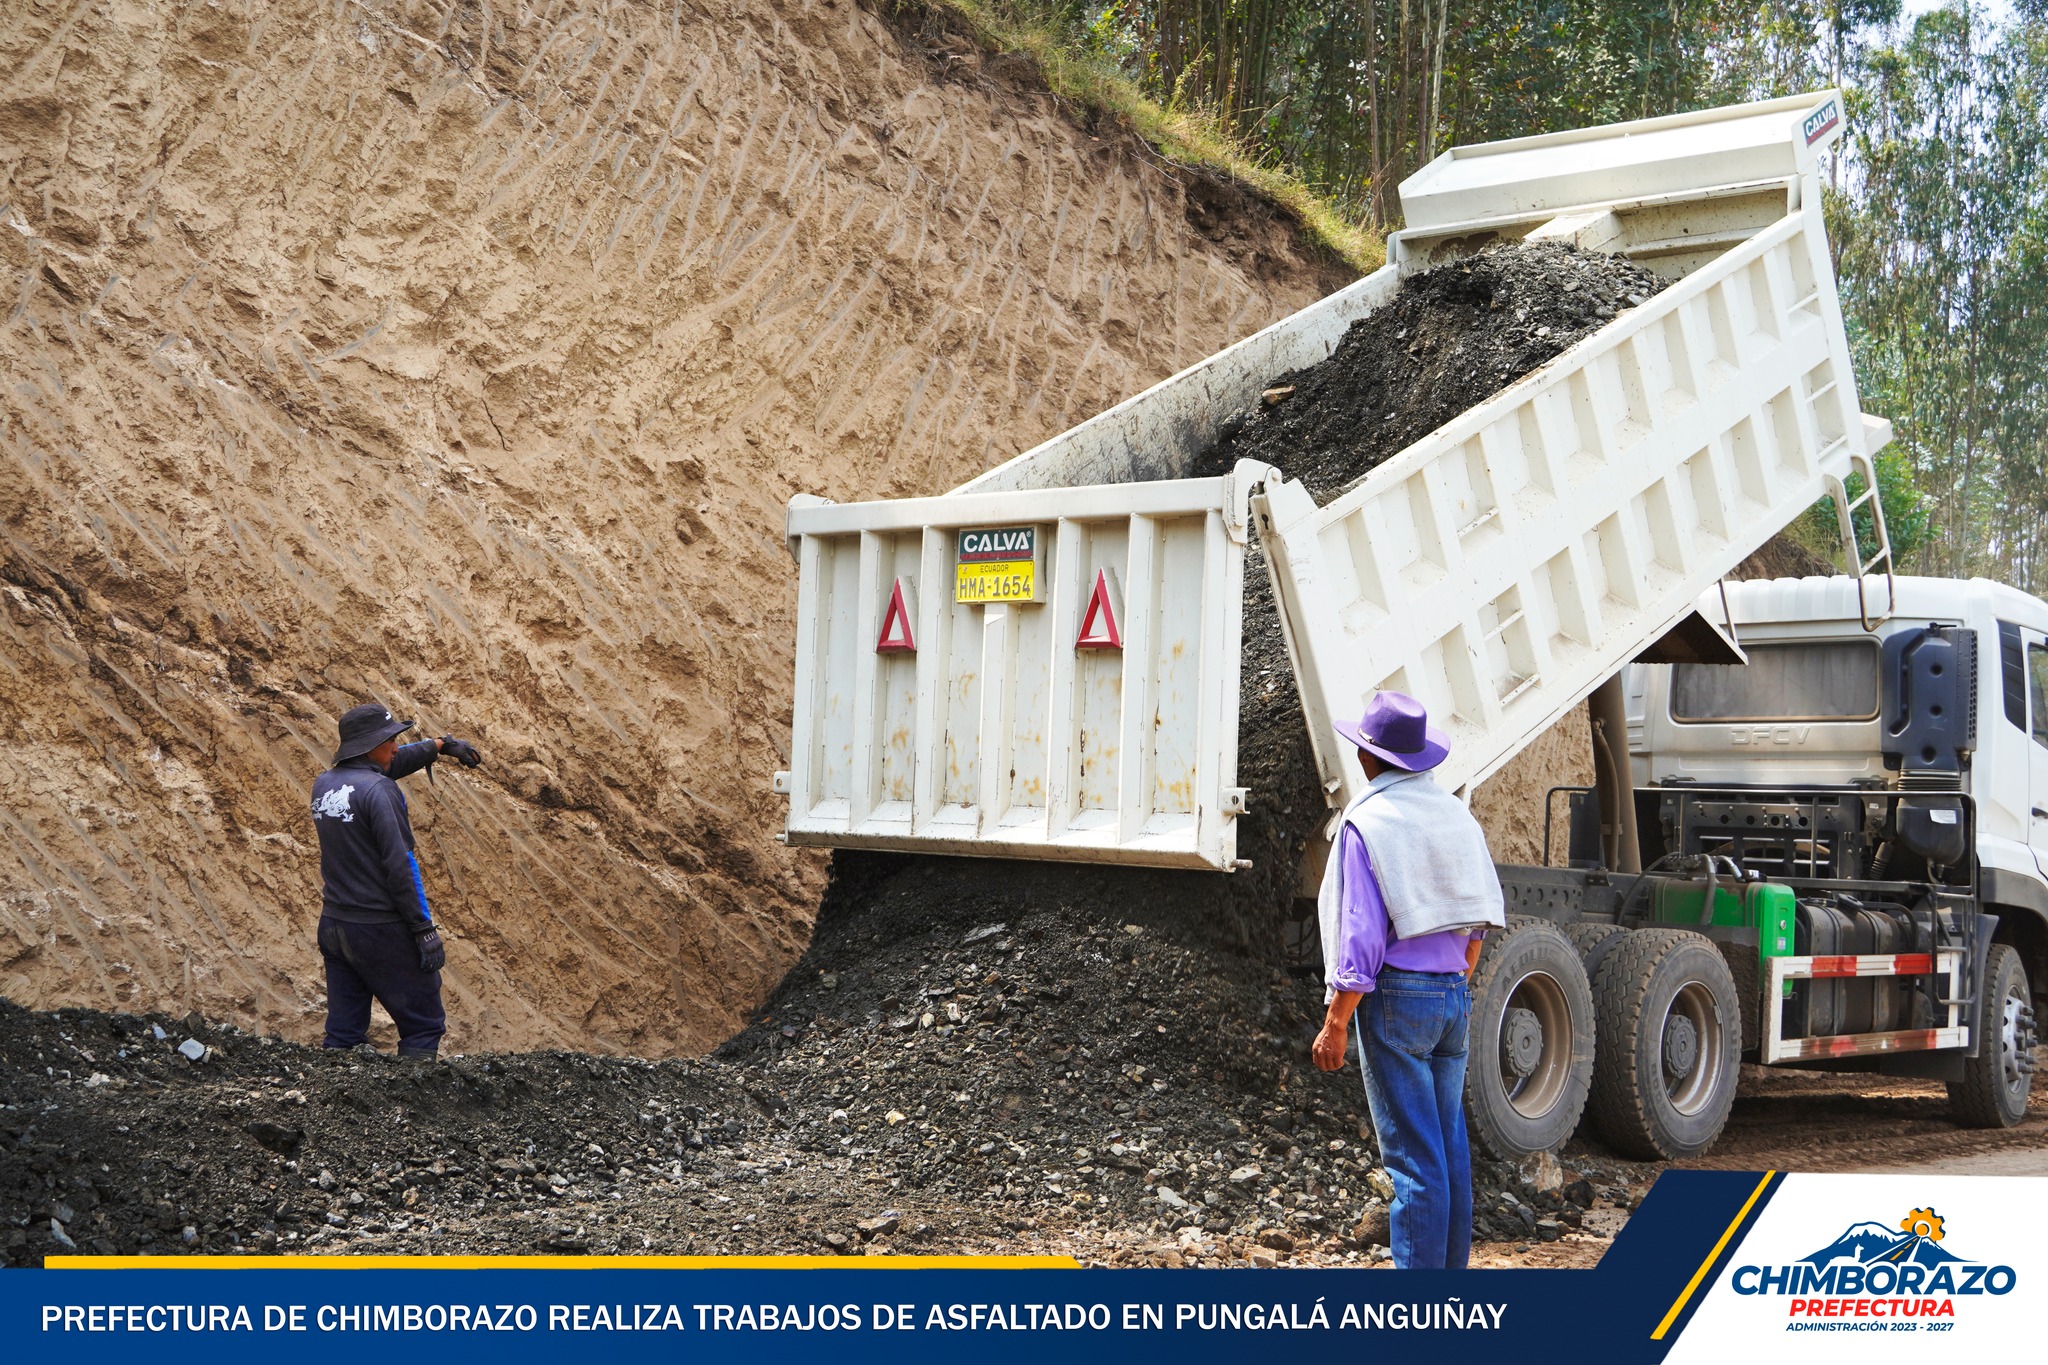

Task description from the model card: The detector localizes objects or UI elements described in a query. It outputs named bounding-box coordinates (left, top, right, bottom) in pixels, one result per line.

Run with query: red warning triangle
left=876, top=578, right=917, bottom=653
left=1076, top=568, right=1123, bottom=649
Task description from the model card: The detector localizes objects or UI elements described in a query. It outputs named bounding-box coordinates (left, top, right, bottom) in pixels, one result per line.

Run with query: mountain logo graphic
left=1733, top=1204, right=2017, bottom=1300
left=1800, top=1207, right=1962, bottom=1269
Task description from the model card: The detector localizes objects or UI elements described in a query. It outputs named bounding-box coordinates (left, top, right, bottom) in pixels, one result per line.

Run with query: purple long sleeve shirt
left=1327, top=823, right=1475, bottom=996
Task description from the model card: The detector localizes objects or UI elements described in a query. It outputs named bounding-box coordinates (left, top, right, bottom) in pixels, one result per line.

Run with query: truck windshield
left=1671, top=641, right=1880, bottom=723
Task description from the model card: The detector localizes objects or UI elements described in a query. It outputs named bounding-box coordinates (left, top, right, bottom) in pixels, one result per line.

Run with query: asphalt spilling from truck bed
left=1197, top=240, right=1668, bottom=500
left=4, top=244, right=1668, bottom=1265
left=1193, top=241, right=1673, bottom=939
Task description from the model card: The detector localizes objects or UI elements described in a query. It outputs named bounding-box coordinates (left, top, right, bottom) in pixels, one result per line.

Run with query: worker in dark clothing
left=310, top=703, right=482, bottom=1057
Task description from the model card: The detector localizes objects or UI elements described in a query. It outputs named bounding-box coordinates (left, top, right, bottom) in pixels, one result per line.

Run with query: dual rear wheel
left=1468, top=922, right=2037, bottom=1160
left=1583, top=929, right=1742, bottom=1159
left=1464, top=918, right=1595, bottom=1159
left=1465, top=920, right=1741, bottom=1161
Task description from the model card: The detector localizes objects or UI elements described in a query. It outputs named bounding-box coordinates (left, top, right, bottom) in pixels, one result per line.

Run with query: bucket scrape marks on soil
left=0, top=0, right=1339, bottom=1051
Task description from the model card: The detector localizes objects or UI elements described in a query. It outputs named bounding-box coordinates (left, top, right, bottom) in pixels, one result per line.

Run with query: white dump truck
left=775, top=92, right=2040, bottom=1162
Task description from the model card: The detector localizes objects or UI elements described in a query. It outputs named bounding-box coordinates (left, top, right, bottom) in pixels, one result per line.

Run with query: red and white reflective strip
left=1760, top=948, right=1967, bottom=1065
left=1796, top=952, right=1935, bottom=980
left=1767, top=1026, right=1969, bottom=1062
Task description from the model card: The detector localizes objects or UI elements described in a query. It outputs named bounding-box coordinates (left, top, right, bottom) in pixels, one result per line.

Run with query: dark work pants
left=317, top=916, right=446, bottom=1055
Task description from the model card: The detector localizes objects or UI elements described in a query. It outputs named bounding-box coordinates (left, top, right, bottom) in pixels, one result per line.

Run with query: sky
left=1898, top=0, right=2017, bottom=25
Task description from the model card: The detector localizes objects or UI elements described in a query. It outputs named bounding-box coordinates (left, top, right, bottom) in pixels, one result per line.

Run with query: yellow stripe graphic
left=49, top=1254, right=1078, bottom=1270
left=1650, top=1170, right=1777, bottom=1341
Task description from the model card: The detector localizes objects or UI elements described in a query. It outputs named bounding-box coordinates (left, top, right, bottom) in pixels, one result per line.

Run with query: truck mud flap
left=1716, top=941, right=1760, bottom=1053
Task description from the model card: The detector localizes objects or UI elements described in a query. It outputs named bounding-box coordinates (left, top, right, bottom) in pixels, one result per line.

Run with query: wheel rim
left=1661, top=981, right=1726, bottom=1117
left=2000, top=988, right=2025, bottom=1095
left=1497, top=969, right=1573, bottom=1120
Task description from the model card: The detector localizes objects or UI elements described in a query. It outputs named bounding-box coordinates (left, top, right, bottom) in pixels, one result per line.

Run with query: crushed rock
left=1, top=981, right=1613, bottom=1266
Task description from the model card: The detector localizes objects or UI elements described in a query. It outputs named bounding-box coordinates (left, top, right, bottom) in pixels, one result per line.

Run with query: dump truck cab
left=1629, top=574, right=2048, bottom=1008
left=1472, top=572, right=2045, bottom=1164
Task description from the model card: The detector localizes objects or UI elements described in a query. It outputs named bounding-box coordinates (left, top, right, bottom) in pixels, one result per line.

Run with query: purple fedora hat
left=1334, top=691, right=1449, bottom=773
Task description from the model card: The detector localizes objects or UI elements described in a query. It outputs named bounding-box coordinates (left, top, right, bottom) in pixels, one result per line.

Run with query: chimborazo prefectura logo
left=1732, top=1206, right=2016, bottom=1327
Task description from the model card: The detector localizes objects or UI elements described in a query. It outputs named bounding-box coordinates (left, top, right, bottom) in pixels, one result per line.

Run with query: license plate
left=955, top=561, right=1037, bottom=603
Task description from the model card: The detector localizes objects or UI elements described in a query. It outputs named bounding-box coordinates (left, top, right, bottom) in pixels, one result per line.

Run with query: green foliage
left=1829, top=3, right=2048, bottom=589
left=923, top=1, right=1384, bottom=271
left=1114, top=2, right=1796, bottom=227
left=1796, top=447, right=1934, bottom=566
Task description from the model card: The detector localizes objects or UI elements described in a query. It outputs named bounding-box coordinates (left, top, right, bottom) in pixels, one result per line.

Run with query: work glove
left=438, top=736, right=483, bottom=768
left=415, top=927, right=446, bottom=973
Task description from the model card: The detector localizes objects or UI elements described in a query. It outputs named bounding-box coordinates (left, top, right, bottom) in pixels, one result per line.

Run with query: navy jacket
left=310, top=741, right=440, bottom=930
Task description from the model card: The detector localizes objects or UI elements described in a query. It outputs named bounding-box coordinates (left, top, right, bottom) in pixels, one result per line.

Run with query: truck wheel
left=1588, top=929, right=1741, bottom=1160
left=1948, top=944, right=2037, bottom=1129
left=1464, top=918, right=1596, bottom=1159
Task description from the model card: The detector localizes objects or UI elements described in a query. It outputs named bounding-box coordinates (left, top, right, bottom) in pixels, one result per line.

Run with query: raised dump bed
left=777, top=91, right=1891, bottom=871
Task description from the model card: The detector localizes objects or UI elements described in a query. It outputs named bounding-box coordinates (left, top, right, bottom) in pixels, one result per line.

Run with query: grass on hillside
left=917, top=1, right=1385, bottom=275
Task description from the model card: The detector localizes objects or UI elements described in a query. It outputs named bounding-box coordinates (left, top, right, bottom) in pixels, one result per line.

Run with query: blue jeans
left=318, top=917, right=446, bottom=1056
left=1355, top=968, right=1472, bottom=1269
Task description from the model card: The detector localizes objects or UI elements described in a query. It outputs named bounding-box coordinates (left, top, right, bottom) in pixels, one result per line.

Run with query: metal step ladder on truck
left=773, top=92, right=2042, bottom=1165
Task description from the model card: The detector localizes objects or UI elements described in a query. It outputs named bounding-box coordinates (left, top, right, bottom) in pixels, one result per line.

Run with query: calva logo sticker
left=1732, top=1206, right=2016, bottom=1324
left=1802, top=99, right=1841, bottom=145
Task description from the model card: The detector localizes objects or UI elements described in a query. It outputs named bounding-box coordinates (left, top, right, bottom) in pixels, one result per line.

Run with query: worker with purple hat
left=1309, top=691, right=1505, bottom=1269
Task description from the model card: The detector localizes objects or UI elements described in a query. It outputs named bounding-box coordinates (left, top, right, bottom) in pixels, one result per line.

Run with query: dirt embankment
left=2, top=242, right=1678, bottom=1268
left=0, top=0, right=1344, bottom=1053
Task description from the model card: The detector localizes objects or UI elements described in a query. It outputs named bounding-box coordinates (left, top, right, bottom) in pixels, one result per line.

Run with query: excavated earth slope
left=0, top=247, right=1708, bottom=1267
left=0, top=0, right=1344, bottom=1054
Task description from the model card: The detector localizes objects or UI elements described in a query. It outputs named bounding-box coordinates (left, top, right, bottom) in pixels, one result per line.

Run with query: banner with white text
left=7, top=1172, right=2044, bottom=1364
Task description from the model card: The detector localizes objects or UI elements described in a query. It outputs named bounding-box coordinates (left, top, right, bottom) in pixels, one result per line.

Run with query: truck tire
left=1948, top=944, right=2037, bottom=1129
left=1561, top=922, right=1630, bottom=1140
left=1464, top=918, right=1596, bottom=1159
left=1588, top=928, right=1741, bottom=1159
left=1562, top=922, right=1629, bottom=984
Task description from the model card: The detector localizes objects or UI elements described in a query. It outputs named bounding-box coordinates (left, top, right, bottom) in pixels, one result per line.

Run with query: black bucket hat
left=334, top=703, right=414, bottom=764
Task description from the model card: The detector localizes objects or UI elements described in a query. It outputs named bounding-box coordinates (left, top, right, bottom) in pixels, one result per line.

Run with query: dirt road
left=1490, top=1062, right=2048, bottom=1269
left=1675, top=1064, right=2048, bottom=1175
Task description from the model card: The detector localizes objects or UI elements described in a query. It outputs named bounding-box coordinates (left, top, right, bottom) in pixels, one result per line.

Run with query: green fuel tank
left=1649, top=878, right=1798, bottom=988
